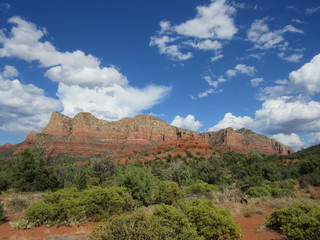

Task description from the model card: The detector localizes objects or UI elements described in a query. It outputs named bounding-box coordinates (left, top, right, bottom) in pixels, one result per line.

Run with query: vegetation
left=266, top=202, right=320, bottom=240
left=90, top=199, right=241, bottom=240
left=0, top=202, right=6, bottom=222
left=155, top=181, right=185, bottom=205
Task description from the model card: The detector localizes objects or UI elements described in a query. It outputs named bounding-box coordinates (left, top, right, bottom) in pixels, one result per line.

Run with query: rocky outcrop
left=14, top=112, right=294, bottom=158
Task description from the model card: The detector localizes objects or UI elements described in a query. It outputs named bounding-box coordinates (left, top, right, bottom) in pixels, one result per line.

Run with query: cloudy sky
left=0, top=0, right=319, bottom=150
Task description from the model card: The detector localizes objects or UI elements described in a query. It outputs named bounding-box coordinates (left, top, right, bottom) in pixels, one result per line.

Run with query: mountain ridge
left=10, top=112, right=294, bottom=158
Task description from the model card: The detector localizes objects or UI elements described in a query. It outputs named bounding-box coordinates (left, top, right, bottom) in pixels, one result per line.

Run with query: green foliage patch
left=266, top=202, right=320, bottom=240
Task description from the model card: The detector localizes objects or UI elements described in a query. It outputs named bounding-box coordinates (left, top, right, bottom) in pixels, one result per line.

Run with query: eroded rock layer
left=14, top=112, right=294, bottom=158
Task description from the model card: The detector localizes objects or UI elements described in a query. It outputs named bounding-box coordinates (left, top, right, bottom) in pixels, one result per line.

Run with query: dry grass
left=1, top=191, right=46, bottom=220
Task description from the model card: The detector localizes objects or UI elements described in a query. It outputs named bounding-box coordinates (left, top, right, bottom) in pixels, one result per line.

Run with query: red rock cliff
left=14, top=112, right=294, bottom=158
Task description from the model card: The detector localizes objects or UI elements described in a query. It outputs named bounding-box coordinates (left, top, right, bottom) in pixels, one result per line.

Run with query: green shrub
left=90, top=205, right=202, bottom=240
left=266, top=202, right=320, bottom=240
left=269, top=187, right=295, bottom=198
left=23, top=186, right=134, bottom=226
left=185, top=182, right=218, bottom=195
left=247, top=186, right=271, bottom=198
left=0, top=202, right=6, bottom=222
left=114, top=166, right=158, bottom=206
left=177, top=199, right=242, bottom=240
left=156, top=181, right=185, bottom=205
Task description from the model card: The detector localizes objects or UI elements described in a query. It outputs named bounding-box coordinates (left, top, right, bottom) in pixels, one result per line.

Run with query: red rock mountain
left=14, top=112, right=294, bottom=158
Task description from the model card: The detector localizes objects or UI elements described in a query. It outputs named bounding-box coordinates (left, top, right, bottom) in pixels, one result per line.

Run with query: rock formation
left=14, top=112, right=294, bottom=158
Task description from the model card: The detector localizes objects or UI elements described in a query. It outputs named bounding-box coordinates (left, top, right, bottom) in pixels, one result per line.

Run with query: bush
left=156, top=181, right=185, bottom=205
left=0, top=203, right=6, bottom=222
left=177, top=199, right=242, bottom=240
left=266, top=202, right=320, bottom=240
left=90, top=205, right=202, bottom=240
left=23, top=186, right=134, bottom=226
left=247, top=186, right=270, bottom=198
left=185, top=182, right=218, bottom=195
left=114, top=166, right=158, bottom=206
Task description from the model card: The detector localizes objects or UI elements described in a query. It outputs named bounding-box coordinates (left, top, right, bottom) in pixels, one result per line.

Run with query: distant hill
left=1, top=112, right=294, bottom=160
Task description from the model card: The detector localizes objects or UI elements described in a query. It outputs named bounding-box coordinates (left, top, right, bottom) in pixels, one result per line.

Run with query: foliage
left=9, top=219, right=34, bottom=229
left=177, top=199, right=242, bottom=240
left=23, top=186, right=134, bottom=226
left=247, top=184, right=295, bottom=198
left=10, top=149, right=59, bottom=191
left=170, top=163, right=192, bottom=186
left=266, top=202, right=320, bottom=240
left=91, top=158, right=115, bottom=183
left=113, top=165, right=159, bottom=206
left=185, top=182, right=218, bottom=196
left=247, top=186, right=270, bottom=198
left=156, top=181, right=185, bottom=205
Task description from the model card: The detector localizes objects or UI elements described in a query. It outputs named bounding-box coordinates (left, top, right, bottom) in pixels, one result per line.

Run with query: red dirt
left=0, top=221, right=95, bottom=240
left=0, top=214, right=286, bottom=240
left=235, top=214, right=285, bottom=240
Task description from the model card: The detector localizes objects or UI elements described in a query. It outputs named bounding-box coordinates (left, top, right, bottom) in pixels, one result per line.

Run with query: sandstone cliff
left=14, top=112, right=294, bottom=158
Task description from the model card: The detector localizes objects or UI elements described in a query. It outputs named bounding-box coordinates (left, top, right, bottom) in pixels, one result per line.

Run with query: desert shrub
left=23, top=186, right=134, bottom=226
left=171, top=163, right=192, bottom=186
left=91, top=158, right=115, bottom=183
left=185, top=182, right=218, bottom=195
left=177, top=199, right=242, bottom=240
left=0, top=202, right=6, bottom=222
left=156, top=181, right=185, bottom=205
left=269, top=187, right=295, bottom=198
left=23, top=200, right=60, bottom=226
left=151, top=204, right=201, bottom=240
left=266, top=202, right=320, bottom=240
left=114, top=165, right=158, bottom=206
left=90, top=205, right=202, bottom=240
left=247, top=186, right=270, bottom=198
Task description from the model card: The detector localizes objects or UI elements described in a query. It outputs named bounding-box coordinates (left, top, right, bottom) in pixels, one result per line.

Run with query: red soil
left=0, top=214, right=286, bottom=240
left=235, top=214, right=285, bottom=240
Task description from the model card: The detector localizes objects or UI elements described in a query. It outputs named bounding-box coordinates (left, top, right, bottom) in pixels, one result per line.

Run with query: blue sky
left=0, top=0, right=320, bottom=150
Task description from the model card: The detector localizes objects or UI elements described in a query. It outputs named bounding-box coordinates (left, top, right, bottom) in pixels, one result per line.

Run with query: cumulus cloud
left=308, top=132, right=320, bottom=146
left=226, top=64, right=256, bottom=77
left=171, top=115, right=202, bottom=131
left=0, top=77, right=62, bottom=133
left=208, top=112, right=255, bottom=131
left=272, top=133, right=304, bottom=148
left=247, top=18, right=303, bottom=51
left=2, top=65, right=18, bottom=78
left=289, top=54, right=320, bottom=95
left=0, top=16, right=171, bottom=130
left=150, top=0, right=237, bottom=61
left=0, top=16, right=128, bottom=88
left=175, top=0, right=237, bottom=39
left=57, top=84, right=171, bottom=120
left=250, top=77, right=264, bottom=87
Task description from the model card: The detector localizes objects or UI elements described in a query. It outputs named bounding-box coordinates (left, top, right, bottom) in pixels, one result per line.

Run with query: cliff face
left=14, top=112, right=294, bottom=158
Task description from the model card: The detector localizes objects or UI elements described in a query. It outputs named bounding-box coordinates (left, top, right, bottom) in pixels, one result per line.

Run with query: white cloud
left=197, top=88, right=215, bottom=98
left=150, top=0, right=237, bottom=61
left=256, top=96, right=320, bottom=134
left=211, top=54, right=224, bottom=62
left=305, top=6, right=320, bottom=15
left=0, top=16, right=171, bottom=130
left=208, top=112, right=255, bottom=131
left=226, top=64, right=256, bottom=77
left=278, top=52, right=303, bottom=62
left=272, top=133, right=304, bottom=148
left=247, top=18, right=303, bottom=50
left=185, top=39, right=222, bottom=50
left=149, top=35, right=192, bottom=61
left=171, top=115, right=202, bottom=131
left=2, top=65, right=19, bottom=78
left=308, top=132, right=320, bottom=146
left=0, top=77, right=62, bottom=133
left=175, top=0, right=237, bottom=39
left=58, top=83, right=171, bottom=121
left=250, top=77, right=264, bottom=87
left=0, top=16, right=128, bottom=88
left=289, top=54, right=320, bottom=95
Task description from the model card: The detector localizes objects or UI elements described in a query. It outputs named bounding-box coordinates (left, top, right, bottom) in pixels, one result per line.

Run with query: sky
left=0, top=0, right=320, bottom=150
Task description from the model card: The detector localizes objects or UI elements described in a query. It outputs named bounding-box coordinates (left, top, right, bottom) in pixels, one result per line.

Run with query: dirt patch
left=0, top=221, right=95, bottom=240
left=235, top=214, right=285, bottom=240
